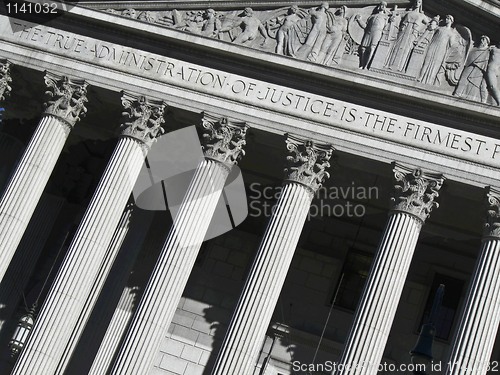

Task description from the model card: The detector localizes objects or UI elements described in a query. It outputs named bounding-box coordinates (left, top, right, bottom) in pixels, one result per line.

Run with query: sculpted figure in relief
left=220, top=8, right=268, bottom=46
left=355, top=2, right=390, bottom=69
left=486, top=44, right=500, bottom=105
left=386, top=0, right=428, bottom=71
left=318, top=6, right=349, bottom=65
left=275, top=5, right=303, bottom=55
left=454, top=35, right=490, bottom=103
left=296, top=3, right=331, bottom=61
left=385, top=5, right=401, bottom=42
left=418, top=15, right=471, bottom=86
left=413, top=15, right=439, bottom=48
left=174, top=9, right=221, bottom=37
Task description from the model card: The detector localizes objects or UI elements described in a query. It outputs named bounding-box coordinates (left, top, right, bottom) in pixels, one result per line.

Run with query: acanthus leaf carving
left=390, top=163, right=444, bottom=223
left=483, top=187, right=500, bottom=239
left=43, top=72, right=89, bottom=128
left=120, top=92, right=166, bottom=149
left=201, top=112, right=248, bottom=166
left=284, top=134, right=334, bottom=194
left=0, top=60, right=12, bottom=101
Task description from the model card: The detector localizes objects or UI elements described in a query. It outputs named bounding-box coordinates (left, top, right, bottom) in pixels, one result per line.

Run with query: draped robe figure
left=418, top=15, right=456, bottom=85
left=386, top=0, right=428, bottom=71
left=454, top=35, right=490, bottom=103
left=296, top=2, right=330, bottom=61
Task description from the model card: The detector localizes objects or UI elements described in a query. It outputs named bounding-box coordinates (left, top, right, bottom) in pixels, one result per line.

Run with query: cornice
left=79, top=1, right=412, bottom=11
left=14, top=0, right=500, bottom=132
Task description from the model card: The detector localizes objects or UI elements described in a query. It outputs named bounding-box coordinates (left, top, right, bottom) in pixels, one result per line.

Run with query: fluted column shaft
left=88, top=285, right=139, bottom=375
left=109, top=159, right=227, bottom=375
left=446, top=188, right=500, bottom=375
left=107, top=114, right=248, bottom=375
left=212, top=183, right=313, bottom=375
left=54, top=202, right=134, bottom=374
left=211, top=135, right=334, bottom=375
left=11, top=93, right=165, bottom=375
left=88, top=211, right=164, bottom=375
left=10, top=137, right=145, bottom=375
left=0, top=72, right=88, bottom=286
left=336, top=164, right=444, bottom=375
left=337, top=213, right=421, bottom=375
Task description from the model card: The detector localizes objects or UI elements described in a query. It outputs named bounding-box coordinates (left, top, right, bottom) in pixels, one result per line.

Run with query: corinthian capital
left=0, top=60, right=12, bottom=101
left=120, top=92, right=167, bottom=149
left=484, top=187, right=500, bottom=239
left=43, top=72, right=89, bottom=128
left=390, top=163, right=445, bottom=223
left=284, top=135, right=334, bottom=194
left=201, top=112, right=248, bottom=165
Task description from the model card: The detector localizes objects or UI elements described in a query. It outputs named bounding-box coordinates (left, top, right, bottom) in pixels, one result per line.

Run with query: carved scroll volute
left=43, top=72, right=89, bottom=128
left=484, top=187, right=500, bottom=239
left=390, top=163, right=445, bottom=223
left=120, top=92, right=167, bottom=149
left=201, top=112, right=248, bottom=167
left=0, top=60, right=12, bottom=101
left=284, top=134, right=334, bottom=195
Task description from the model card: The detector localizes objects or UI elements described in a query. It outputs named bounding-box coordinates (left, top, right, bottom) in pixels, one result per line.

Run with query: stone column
left=10, top=93, right=166, bottom=375
left=0, top=59, right=12, bottom=101
left=336, top=164, right=444, bottom=375
left=53, top=201, right=134, bottom=374
left=0, top=72, right=88, bottom=285
left=211, top=135, right=334, bottom=375
left=88, top=214, right=165, bottom=375
left=446, top=188, right=500, bottom=375
left=107, top=115, right=248, bottom=375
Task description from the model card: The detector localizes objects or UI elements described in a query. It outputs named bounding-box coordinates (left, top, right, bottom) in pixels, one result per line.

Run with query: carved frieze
left=120, top=92, right=166, bottom=149
left=390, top=163, right=444, bottom=223
left=0, top=60, right=12, bottom=101
left=101, top=1, right=500, bottom=106
left=43, top=72, right=89, bottom=128
left=484, top=187, right=500, bottom=239
left=201, top=112, right=248, bottom=166
left=284, top=134, right=334, bottom=194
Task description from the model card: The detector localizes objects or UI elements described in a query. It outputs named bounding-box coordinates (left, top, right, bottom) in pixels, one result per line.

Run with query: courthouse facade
left=1, top=0, right=500, bottom=374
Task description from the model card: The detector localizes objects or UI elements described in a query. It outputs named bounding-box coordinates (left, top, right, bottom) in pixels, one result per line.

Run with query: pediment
left=79, top=0, right=500, bottom=109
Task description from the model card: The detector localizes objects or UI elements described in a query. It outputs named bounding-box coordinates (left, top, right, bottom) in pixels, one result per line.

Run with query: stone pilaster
left=0, top=72, right=88, bottom=286
left=336, top=163, right=444, bottom=375
left=107, top=114, right=248, bottom=375
left=0, top=60, right=12, bottom=101
left=10, top=93, right=165, bottom=375
left=210, top=135, right=333, bottom=375
left=446, top=188, right=500, bottom=375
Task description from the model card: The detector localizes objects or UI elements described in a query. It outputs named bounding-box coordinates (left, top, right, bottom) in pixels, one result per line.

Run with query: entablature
left=2, top=1, right=500, bottom=188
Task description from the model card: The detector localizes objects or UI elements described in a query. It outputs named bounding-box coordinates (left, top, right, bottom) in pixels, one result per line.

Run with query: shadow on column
left=63, top=209, right=172, bottom=375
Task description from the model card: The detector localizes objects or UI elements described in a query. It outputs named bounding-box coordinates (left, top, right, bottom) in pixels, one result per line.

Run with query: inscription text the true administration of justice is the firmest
left=6, top=18, right=500, bottom=167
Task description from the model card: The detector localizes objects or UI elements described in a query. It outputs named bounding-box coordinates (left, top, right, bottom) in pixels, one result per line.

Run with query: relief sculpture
left=295, top=2, right=331, bottom=61
left=103, top=2, right=500, bottom=106
left=454, top=35, right=490, bottom=103
left=417, top=15, right=471, bottom=86
left=385, top=0, right=428, bottom=72
left=486, top=44, right=500, bottom=105
left=354, top=2, right=390, bottom=69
